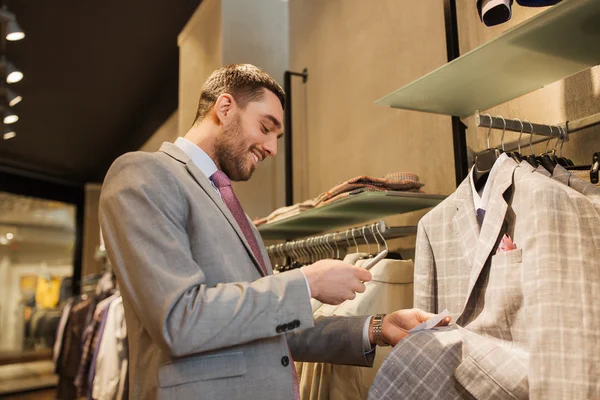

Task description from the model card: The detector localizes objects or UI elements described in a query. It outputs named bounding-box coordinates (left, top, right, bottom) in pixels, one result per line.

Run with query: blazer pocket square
left=497, top=234, right=517, bottom=254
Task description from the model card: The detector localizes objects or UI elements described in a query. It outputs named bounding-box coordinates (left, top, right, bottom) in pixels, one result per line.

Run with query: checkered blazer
left=371, top=160, right=600, bottom=399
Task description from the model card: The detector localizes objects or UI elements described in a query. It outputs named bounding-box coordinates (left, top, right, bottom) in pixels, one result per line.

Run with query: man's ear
left=214, top=94, right=235, bottom=125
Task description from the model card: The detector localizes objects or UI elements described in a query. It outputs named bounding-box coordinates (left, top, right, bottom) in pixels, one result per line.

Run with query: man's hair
left=193, top=64, right=285, bottom=124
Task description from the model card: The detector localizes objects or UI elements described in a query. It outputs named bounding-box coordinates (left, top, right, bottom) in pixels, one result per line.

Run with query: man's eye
left=261, top=124, right=268, bottom=134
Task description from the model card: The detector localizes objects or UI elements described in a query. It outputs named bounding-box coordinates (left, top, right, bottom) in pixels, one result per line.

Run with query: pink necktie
left=211, top=170, right=300, bottom=399
left=211, top=170, right=267, bottom=275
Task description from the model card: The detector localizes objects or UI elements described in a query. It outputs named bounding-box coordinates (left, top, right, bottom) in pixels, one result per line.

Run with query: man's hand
left=369, top=308, right=452, bottom=347
left=302, top=259, right=372, bottom=305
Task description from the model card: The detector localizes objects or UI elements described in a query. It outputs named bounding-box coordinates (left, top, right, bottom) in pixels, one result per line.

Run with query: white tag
left=408, top=309, right=450, bottom=334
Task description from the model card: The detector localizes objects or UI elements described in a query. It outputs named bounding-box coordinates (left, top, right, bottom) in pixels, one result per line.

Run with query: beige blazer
left=380, top=159, right=600, bottom=399
left=99, top=143, right=374, bottom=399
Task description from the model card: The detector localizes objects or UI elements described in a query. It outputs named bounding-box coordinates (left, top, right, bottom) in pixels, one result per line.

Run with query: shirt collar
left=470, top=152, right=509, bottom=213
left=174, top=137, right=218, bottom=179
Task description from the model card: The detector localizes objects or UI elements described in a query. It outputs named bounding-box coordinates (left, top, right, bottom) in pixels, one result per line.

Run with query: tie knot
left=211, top=170, right=231, bottom=189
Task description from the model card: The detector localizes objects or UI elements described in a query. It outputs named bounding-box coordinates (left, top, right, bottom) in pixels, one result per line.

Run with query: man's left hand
left=369, top=308, right=452, bottom=347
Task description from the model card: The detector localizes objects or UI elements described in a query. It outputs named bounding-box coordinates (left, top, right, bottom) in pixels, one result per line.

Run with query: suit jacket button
left=287, top=322, right=295, bottom=330
left=294, top=320, right=300, bottom=328
left=281, top=356, right=290, bottom=367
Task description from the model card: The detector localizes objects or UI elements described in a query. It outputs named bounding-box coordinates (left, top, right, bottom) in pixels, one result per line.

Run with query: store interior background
left=0, top=0, right=598, bottom=396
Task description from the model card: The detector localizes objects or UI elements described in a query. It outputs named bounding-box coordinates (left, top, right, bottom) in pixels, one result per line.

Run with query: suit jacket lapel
left=461, top=160, right=517, bottom=315
left=159, top=143, right=265, bottom=277
left=250, top=221, right=273, bottom=275
left=452, top=178, right=479, bottom=275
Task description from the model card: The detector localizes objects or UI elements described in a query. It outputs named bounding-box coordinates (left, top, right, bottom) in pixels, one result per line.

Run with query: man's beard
left=214, top=114, right=255, bottom=181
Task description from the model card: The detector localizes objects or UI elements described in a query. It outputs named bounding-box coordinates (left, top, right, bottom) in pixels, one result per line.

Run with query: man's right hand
left=302, top=259, right=372, bottom=305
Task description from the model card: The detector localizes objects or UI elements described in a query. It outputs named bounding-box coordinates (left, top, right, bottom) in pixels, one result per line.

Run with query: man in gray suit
left=99, top=64, right=447, bottom=399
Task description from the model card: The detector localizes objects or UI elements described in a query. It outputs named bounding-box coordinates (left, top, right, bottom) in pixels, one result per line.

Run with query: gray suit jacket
left=99, top=142, right=373, bottom=399
left=371, top=160, right=600, bottom=399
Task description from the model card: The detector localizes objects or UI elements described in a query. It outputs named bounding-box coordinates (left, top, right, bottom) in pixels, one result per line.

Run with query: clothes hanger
left=524, top=120, right=538, bottom=168
left=332, top=233, right=341, bottom=260
left=555, top=126, right=572, bottom=167
left=474, top=114, right=502, bottom=189
left=539, top=126, right=558, bottom=174
left=507, top=118, right=524, bottom=163
left=375, top=222, right=389, bottom=252
left=370, top=224, right=382, bottom=254
left=360, top=226, right=373, bottom=259
left=350, top=228, right=359, bottom=254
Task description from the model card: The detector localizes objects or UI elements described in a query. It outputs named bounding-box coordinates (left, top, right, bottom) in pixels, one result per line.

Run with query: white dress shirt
left=469, top=152, right=509, bottom=214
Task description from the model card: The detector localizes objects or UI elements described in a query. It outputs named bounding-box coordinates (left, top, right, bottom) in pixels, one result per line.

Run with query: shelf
left=257, top=191, right=446, bottom=240
left=375, top=0, right=600, bottom=117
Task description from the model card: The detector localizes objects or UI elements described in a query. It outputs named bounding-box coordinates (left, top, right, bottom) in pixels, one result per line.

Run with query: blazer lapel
left=452, top=178, right=480, bottom=274
left=159, top=143, right=265, bottom=277
left=250, top=221, right=273, bottom=275
left=460, top=160, right=517, bottom=315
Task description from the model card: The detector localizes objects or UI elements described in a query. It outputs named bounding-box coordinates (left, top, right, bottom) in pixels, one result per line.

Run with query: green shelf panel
left=375, top=0, right=600, bottom=117
left=258, top=191, right=446, bottom=240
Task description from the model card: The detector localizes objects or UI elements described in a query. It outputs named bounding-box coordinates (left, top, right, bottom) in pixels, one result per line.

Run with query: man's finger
left=435, top=316, right=452, bottom=327
left=354, top=268, right=372, bottom=282
left=415, top=309, right=436, bottom=322
left=352, top=282, right=366, bottom=294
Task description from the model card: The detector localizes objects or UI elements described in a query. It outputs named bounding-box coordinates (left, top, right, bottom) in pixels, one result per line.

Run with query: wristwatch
left=372, top=314, right=389, bottom=347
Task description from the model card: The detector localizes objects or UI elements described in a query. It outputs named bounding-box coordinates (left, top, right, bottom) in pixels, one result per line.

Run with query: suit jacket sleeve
left=522, top=182, right=600, bottom=399
left=286, top=315, right=375, bottom=367
left=99, top=154, right=315, bottom=358
left=413, top=219, right=437, bottom=313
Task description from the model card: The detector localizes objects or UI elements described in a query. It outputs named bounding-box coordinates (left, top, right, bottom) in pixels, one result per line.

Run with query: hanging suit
left=370, top=159, right=600, bottom=399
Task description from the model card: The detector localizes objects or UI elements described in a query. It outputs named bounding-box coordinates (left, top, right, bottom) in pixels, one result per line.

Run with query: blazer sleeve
left=521, top=183, right=600, bottom=399
left=413, top=219, right=437, bottom=313
left=286, top=315, right=375, bottom=367
left=99, top=153, right=315, bottom=358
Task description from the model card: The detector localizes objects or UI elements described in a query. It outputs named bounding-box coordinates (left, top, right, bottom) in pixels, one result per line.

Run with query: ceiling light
left=3, top=125, right=16, bottom=140
left=6, top=19, right=24, bottom=41
left=6, top=232, right=13, bottom=240
left=3, top=109, right=18, bottom=124
left=6, top=88, right=21, bottom=106
left=0, top=7, right=24, bottom=42
left=5, top=62, right=22, bottom=83
left=0, top=237, right=7, bottom=245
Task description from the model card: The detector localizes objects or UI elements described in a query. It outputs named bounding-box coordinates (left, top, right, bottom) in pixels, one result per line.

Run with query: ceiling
left=0, top=0, right=201, bottom=185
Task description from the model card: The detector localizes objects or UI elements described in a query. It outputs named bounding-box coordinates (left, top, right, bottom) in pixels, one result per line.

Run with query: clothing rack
left=266, top=220, right=416, bottom=257
left=475, top=109, right=600, bottom=152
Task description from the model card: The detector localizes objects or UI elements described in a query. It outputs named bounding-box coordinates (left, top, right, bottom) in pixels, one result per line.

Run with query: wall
left=178, top=0, right=223, bottom=136
left=457, top=2, right=600, bottom=165
left=289, top=0, right=454, bottom=238
left=139, top=112, right=179, bottom=152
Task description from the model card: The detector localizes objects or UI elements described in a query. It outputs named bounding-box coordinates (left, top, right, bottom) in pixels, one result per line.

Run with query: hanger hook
left=370, top=224, right=381, bottom=253
left=552, top=126, right=562, bottom=155
left=325, top=234, right=334, bottom=259
left=524, top=120, right=534, bottom=155
left=514, top=118, right=524, bottom=154
left=361, top=226, right=371, bottom=255
left=497, top=115, right=506, bottom=152
left=559, top=126, right=567, bottom=158
left=375, top=221, right=389, bottom=251
left=351, top=228, right=358, bottom=254
left=545, top=126, right=555, bottom=154
left=330, top=233, right=339, bottom=259
left=485, top=114, right=493, bottom=149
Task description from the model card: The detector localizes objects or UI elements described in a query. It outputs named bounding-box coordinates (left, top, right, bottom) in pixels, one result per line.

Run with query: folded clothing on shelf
left=253, top=172, right=423, bottom=226
left=255, top=198, right=317, bottom=225
left=314, top=172, right=423, bottom=207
